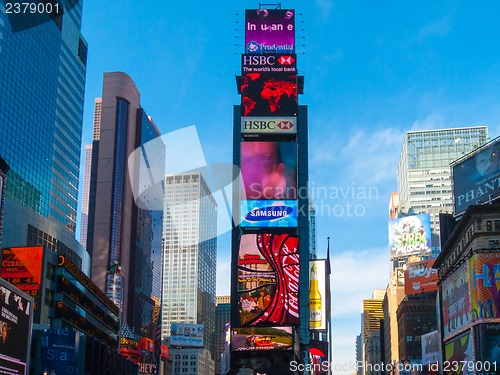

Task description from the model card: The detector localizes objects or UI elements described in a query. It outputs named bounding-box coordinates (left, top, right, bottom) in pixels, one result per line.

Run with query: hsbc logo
left=277, top=120, right=294, bottom=130
left=241, top=117, right=296, bottom=134
left=278, top=56, right=295, bottom=65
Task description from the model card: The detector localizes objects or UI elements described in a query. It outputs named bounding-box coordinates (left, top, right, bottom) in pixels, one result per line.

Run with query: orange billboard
left=404, top=259, right=438, bottom=296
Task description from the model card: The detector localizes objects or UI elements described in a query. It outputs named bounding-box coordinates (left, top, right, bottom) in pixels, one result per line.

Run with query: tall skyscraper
left=397, top=127, right=488, bottom=237
left=363, top=290, right=384, bottom=375
left=0, top=1, right=90, bottom=272
left=86, top=72, right=163, bottom=339
left=161, top=172, right=217, bottom=357
left=79, top=144, right=92, bottom=250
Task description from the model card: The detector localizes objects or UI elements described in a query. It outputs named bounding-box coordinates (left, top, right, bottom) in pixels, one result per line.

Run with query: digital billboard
left=470, top=253, right=500, bottom=320
left=241, top=117, right=296, bottom=135
left=170, top=323, right=204, bottom=347
left=240, top=200, right=297, bottom=228
left=404, top=259, right=438, bottom=296
left=240, top=73, right=297, bottom=117
left=0, top=169, right=5, bottom=245
left=388, top=214, right=432, bottom=259
left=230, top=327, right=293, bottom=351
left=443, top=331, right=472, bottom=375
left=421, top=330, right=441, bottom=365
left=442, top=262, right=470, bottom=338
left=242, top=54, right=297, bottom=74
left=41, top=329, right=78, bottom=374
left=245, top=9, right=295, bottom=54
left=0, top=277, right=34, bottom=375
left=309, top=260, right=327, bottom=331
left=477, top=324, right=500, bottom=365
left=0, top=246, right=44, bottom=310
left=241, top=142, right=297, bottom=201
left=237, top=233, right=299, bottom=326
left=452, top=139, right=500, bottom=216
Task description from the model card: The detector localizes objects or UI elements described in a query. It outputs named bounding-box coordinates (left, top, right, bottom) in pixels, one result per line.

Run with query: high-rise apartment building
left=162, top=172, right=217, bottom=357
left=86, top=72, right=163, bottom=339
left=397, top=127, right=488, bottom=237
left=0, top=1, right=90, bottom=272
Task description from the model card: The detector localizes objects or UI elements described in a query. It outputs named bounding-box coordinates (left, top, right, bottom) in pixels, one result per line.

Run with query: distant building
left=363, top=290, right=384, bottom=375
left=168, top=347, right=215, bottom=375
left=86, top=72, right=163, bottom=339
left=215, top=296, right=231, bottom=375
left=162, top=172, right=217, bottom=357
left=79, top=144, right=92, bottom=251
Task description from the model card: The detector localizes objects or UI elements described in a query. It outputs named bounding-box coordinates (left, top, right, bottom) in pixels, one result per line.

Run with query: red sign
left=404, top=259, right=438, bottom=296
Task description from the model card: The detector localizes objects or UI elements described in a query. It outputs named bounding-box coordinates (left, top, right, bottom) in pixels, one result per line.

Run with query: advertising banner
left=309, top=260, right=327, bottom=331
left=0, top=170, right=5, bottom=244
left=242, top=54, right=297, bottom=74
left=477, top=324, right=500, bottom=365
left=443, top=332, right=473, bottom=375
left=230, top=326, right=293, bottom=351
left=240, top=73, right=297, bottom=117
left=470, top=253, right=500, bottom=320
left=41, top=329, right=78, bottom=374
left=245, top=9, right=295, bottom=54
left=241, top=117, right=296, bottom=135
left=0, top=277, right=34, bottom=375
left=388, top=214, right=432, bottom=259
left=241, top=141, right=297, bottom=201
left=442, top=262, right=471, bottom=338
left=421, top=330, right=441, bottom=365
left=170, top=323, right=204, bottom=347
left=237, top=233, right=299, bottom=326
left=405, top=259, right=438, bottom=296
left=240, top=200, right=297, bottom=228
left=452, top=139, right=500, bottom=216
left=0, top=246, right=43, bottom=310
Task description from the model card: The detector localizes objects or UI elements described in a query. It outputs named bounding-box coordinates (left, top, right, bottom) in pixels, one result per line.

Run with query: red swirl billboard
left=237, top=233, right=299, bottom=326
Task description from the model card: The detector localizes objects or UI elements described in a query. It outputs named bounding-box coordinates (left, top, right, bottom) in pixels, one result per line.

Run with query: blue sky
left=78, top=0, right=500, bottom=368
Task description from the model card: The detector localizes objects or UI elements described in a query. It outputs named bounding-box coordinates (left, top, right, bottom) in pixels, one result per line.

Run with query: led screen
left=240, top=200, right=297, bottom=228
left=237, top=234, right=299, bottom=326
left=453, top=139, right=500, bottom=215
left=240, top=73, right=297, bottom=117
left=388, top=214, right=432, bottom=259
left=231, top=327, right=293, bottom=351
left=241, top=142, right=297, bottom=201
left=309, top=260, right=327, bottom=331
left=245, top=9, right=295, bottom=54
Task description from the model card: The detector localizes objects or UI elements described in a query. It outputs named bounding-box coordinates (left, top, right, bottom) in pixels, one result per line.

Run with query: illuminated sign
left=170, top=323, right=204, bottom=347
left=245, top=9, right=295, bottom=54
left=240, top=73, right=297, bottom=117
left=41, top=329, right=78, bottom=374
left=309, top=260, right=327, bottom=331
left=241, top=117, right=296, bottom=134
left=388, top=214, right=432, bottom=259
left=231, top=327, right=293, bottom=351
left=0, top=278, right=34, bottom=374
left=242, top=54, right=297, bottom=73
left=240, top=200, right=297, bottom=228
left=452, top=139, right=500, bottom=215
left=237, top=234, right=299, bottom=326
left=470, top=253, right=500, bottom=320
left=404, top=259, right=438, bottom=296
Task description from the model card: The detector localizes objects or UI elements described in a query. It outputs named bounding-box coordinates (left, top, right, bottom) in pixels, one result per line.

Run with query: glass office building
left=162, top=172, right=217, bottom=357
left=0, top=1, right=89, bottom=270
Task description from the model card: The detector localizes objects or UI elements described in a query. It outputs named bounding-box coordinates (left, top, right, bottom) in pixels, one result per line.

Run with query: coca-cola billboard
left=237, top=233, right=299, bottom=326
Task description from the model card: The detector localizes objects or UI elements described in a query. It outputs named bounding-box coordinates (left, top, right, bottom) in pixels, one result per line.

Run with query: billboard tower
left=230, top=6, right=310, bottom=373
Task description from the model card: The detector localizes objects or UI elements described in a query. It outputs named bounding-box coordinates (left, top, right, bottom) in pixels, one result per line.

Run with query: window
left=487, top=220, right=493, bottom=231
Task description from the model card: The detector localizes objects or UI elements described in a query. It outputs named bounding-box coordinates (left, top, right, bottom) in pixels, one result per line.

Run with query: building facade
left=363, top=290, right=384, bottom=375
left=0, top=0, right=89, bottom=272
left=86, top=72, right=163, bottom=339
left=168, top=347, right=215, bottom=375
left=161, top=172, right=217, bottom=357
left=215, top=296, right=231, bottom=375
left=397, top=127, right=488, bottom=241
left=80, top=144, right=93, bottom=251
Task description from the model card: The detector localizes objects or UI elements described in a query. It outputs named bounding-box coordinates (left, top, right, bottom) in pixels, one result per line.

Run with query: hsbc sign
left=242, top=54, right=297, bottom=73
left=241, top=117, right=296, bottom=134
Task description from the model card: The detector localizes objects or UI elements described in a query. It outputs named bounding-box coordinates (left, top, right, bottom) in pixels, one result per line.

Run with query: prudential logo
left=127, top=126, right=241, bottom=246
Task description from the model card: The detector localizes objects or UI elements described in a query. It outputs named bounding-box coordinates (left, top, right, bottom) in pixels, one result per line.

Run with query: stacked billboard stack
left=230, top=8, right=304, bottom=375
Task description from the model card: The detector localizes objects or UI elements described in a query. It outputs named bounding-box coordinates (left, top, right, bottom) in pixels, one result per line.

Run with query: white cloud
left=416, top=17, right=452, bottom=43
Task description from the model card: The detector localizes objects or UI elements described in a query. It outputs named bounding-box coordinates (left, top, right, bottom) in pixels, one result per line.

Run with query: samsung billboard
left=452, top=138, right=500, bottom=216
left=245, top=9, right=295, bottom=54
left=388, top=214, right=432, bottom=260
